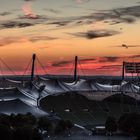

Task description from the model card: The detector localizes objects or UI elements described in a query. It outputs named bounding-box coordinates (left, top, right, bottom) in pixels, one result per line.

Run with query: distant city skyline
left=0, top=0, right=140, bottom=75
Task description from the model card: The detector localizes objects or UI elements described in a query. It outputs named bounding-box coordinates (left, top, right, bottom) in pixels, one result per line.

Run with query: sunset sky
left=0, top=0, right=140, bottom=75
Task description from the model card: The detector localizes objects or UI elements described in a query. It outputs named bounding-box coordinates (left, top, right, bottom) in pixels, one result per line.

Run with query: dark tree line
left=0, top=113, right=74, bottom=140
left=2, top=111, right=140, bottom=140
left=105, top=112, right=140, bottom=140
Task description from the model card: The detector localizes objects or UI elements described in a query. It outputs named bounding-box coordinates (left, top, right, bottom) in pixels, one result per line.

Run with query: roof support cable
left=0, top=58, right=16, bottom=76
left=78, top=60, right=86, bottom=77
left=36, top=57, right=48, bottom=75
left=21, top=59, right=32, bottom=76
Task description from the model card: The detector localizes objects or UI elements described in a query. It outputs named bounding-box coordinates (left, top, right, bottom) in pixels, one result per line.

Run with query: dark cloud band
left=70, top=30, right=120, bottom=39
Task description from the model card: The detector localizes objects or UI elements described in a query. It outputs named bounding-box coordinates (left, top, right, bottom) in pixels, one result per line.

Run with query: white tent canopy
left=38, top=78, right=66, bottom=94
left=61, top=79, right=93, bottom=92
left=120, top=81, right=140, bottom=93
left=92, top=82, right=120, bottom=92
left=37, top=78, right=140, bottom=94
left=0, top=99, right=47, bottom=116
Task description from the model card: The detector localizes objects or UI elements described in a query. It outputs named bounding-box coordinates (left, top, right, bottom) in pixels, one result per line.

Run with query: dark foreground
left=45, top=135, right=133, bottom=140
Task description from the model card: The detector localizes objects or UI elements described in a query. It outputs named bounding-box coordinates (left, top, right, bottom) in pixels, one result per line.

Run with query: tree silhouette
left=105, top=116, right=117, bottom=135
left=118, top=112, right=140, bottom=140
left=38, top=116, right=53, bottom=134
left=0, top=124, right=12, bottom=140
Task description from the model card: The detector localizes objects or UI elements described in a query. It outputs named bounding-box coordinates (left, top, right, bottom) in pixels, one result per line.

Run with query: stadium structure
left=0, top=54, right=140, bottom=129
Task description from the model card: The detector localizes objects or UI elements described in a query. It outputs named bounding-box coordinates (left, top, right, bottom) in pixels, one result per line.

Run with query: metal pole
left=122, top=61, right=125, bottom=81
left=74, top=56, right=78, bottom=81
left=121, top=61, right=125, bottom=113
left=31, top=54, right=36, bottom=82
